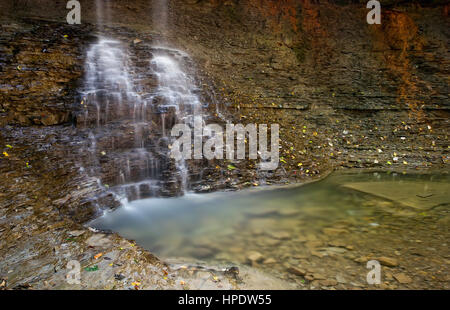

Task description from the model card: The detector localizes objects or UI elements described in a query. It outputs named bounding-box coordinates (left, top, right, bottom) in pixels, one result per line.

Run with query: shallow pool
left=90, top=171, right=450, bottom=288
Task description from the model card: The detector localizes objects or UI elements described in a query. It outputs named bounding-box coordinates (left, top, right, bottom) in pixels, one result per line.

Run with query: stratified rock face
left=0, top=20, right=95, bottom=126
left=169, top=0, right=449, bottom=173
left=76, top=36, right=223, bottom=200
left=0, top=0, right=448, bottom=180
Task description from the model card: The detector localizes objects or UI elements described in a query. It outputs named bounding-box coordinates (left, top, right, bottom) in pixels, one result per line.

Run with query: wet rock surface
left=169, top=0, right=449, bottom=179
left=0, top=19, right=94, bottom=126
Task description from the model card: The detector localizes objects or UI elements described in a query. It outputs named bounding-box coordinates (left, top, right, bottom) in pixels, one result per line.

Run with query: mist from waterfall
left=152, top=0, right=169, bottom=36
left=95, top=0, right=112, bottom=30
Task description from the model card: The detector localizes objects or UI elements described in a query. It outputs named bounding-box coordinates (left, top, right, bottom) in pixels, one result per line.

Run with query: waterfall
left=77, top=0, right=215, bottom=202
left=79, top=37, right=209, bottom=202
left=150, top=48, right=206, bottom=192
left=152, top=0, right=169, bottom=36
left=80, top=38, right=157, bottom=201
left=95, top=0, right=111, bottom=30
left=95, top=0, right=104, bottom=30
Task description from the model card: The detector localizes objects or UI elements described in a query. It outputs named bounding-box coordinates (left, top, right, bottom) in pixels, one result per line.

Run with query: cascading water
left=77, top=0, right=222, bottom=203
left=80, top=38, right=159, bottom=201
left=79, top=38, right=211, bottom=202
left=95, top=0, right=112, bottom=29
left=152, top=0, right=169, bottom=36
left=150, top=48, right=207, bottom=192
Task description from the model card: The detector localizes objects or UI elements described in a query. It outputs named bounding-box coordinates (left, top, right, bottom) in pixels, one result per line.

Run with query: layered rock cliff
left=1, top=1, right=448, bottom=178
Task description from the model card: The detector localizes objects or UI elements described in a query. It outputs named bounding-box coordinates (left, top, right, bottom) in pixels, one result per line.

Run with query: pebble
left=269, top=231, right=291, bottom=240
left=322, top=227, right=349, bottom=236
left=305, top=233, right=318, bottom=241
left=328, top=240, right=346, bottom=248
left=295, top=236, right=308, bottom=243
left=324, top=247, right=347, bottom=254
left=354, top=256, right=371, bottom=263
left=310, top=250, right=324, bottom=258
left=394, top=273, right=412, bottom=284
left=263, top=258, right=277, bottom=264
left=86, top=234, right=112, bottom=248
left=311, top=273, right=326, bottom=280
left=264, top=239, right=281, bottom=246
left=305, top=241, right=323, bottom=249
left=305, top=275, right=314, bottom=281
left=247, top=251, right=264, bottom=264
left=68, top=230, right=85, bottom=237
left=287, top=267, right=306, bottom=276
left=335, top=275, right=347, bottom=284
left=320, top=279, right=338, bottom=286
left=377, top=256, right=398, bottom=267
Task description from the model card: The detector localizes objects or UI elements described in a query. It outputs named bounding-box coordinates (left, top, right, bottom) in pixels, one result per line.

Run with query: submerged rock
left=394, top=273, right=413, bottom=284
left=246, top=251, right=264, bottom=265
left=319, top=279, right=338, bottom=287
left=377, top=256, right=399, bottom=267
left=268, top=231, right=291, bottom=240
left=287, top=267, right=306, bottom=277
